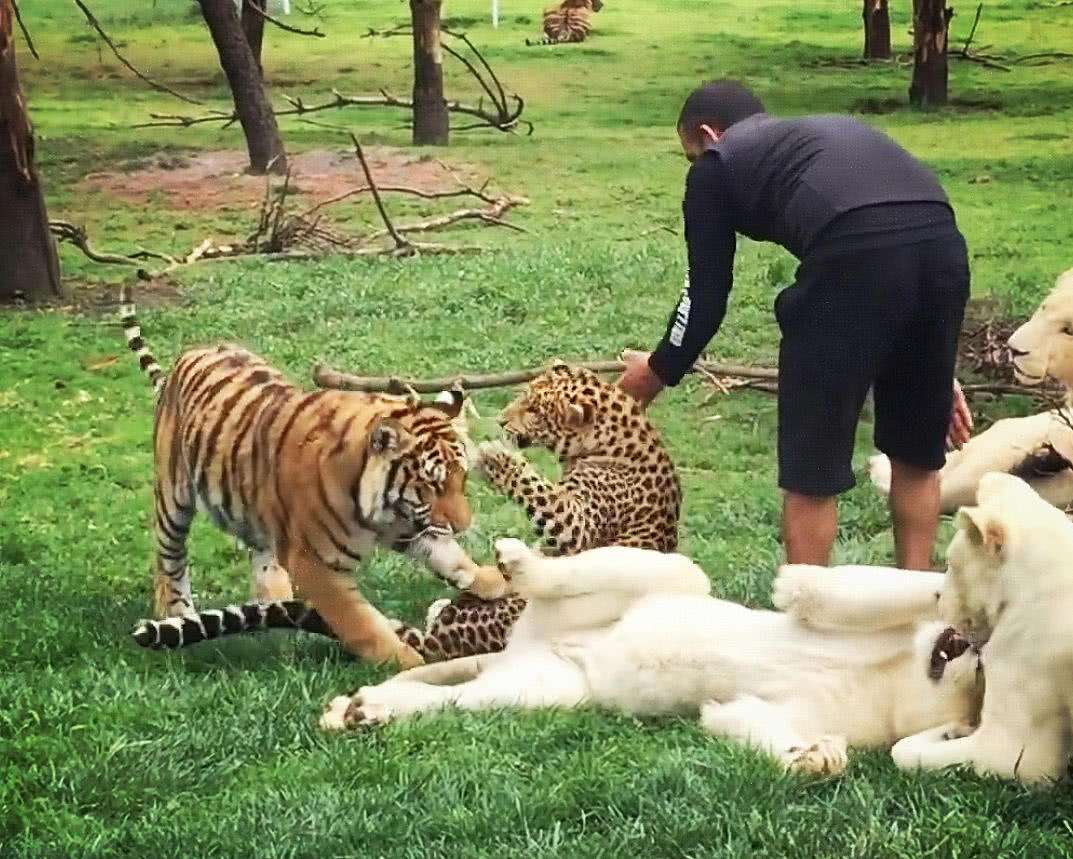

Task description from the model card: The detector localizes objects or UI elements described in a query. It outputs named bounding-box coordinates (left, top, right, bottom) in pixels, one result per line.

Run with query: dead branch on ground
left=955, top=3, right=1072, bottom=71
left=245, top=1, right=325, bottom=37
left=12, top=0, right=38, bottom=60
left=72, top=0, right=204, bottom=105
left=136, top=26, right=531, bottom=134
left=313, top=361, right=779, bottom=394
left=49, top=220, right=179, bottom=270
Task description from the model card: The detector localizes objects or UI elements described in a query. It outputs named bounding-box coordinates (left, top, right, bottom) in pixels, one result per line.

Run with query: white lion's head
left=1007, top=267, right=1073, bottom=387
left=940, top=472, right=1073, bottom=642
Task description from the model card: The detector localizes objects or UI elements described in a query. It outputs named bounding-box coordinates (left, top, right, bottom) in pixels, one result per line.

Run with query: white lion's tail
left=868, top=453, right=892, bottom=497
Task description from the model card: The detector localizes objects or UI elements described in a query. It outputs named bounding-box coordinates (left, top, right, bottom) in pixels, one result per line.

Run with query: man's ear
left=563, top=401, right=593, bottom=429
left=369, top=418, right=415, bottom=456
left=955, top=506, right=1008, bottom=558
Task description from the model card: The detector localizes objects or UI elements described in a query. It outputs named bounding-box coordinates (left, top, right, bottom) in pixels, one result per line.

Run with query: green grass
left=3, top=0, right=1073, bottom=855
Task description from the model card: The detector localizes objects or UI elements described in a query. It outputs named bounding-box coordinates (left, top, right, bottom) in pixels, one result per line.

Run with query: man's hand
left=616, top=349, right=665, bottom=408
left=946, top=379, right=972, bottom=450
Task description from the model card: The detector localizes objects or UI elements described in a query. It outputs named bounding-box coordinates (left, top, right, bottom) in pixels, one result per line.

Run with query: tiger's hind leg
left=152, top=482, right=196, bottom=618
left=250, top=549, right=294, bottom=603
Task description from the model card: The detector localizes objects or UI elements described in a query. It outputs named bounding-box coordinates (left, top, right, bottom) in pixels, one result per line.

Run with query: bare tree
left=0, top=0, right=63, bottom=302
left=909, top=0, right=954, bottom=107
left=862, top=0, right=891, bottom=60
left=198, top=0, right=287, bottom=173
left=410, top=0, right=449, bottom=145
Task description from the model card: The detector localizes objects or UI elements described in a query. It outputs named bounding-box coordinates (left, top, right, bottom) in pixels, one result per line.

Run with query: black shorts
left=775, top=232, right=970, bottom=497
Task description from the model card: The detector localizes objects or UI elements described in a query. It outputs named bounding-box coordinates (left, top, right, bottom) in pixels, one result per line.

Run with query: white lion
left=321, top=541, right=983, bottom=777
left=892, top=472, right=1073, bottom=785
left=870, top=266, right=1073, bottom=514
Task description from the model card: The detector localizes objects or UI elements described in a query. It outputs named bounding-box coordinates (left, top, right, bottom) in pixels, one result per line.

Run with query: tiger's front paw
left=476, top=440, right=523, bottom=485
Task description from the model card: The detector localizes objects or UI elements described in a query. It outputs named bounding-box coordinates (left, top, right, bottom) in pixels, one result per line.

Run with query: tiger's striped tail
left=131, top=601, right=335, bottom=650
left=119, top=284, right=165, bottom=393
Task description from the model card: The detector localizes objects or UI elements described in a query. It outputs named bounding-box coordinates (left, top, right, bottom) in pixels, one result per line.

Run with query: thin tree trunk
left=240, top=0, right=265, bottom=78
left=862, top=0, right=891, bottom=60
left=410, top=0, right=449, bottom=146
left=199, top=0, right=286, bottom=174
left=909, top=0, right=954, bottom=107
left=0, top=0, right=63, bottom=302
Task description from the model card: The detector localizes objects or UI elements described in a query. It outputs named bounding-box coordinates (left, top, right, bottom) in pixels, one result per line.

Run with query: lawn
left=3, top=0, right=1073, bottom=856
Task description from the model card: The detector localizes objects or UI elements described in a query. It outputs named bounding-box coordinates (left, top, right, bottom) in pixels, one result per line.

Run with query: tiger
left=525, top=0, right=603, bottom=46
left=119, top=287, right=510, bottom=669
left=133, top=363, right=682, bottom=665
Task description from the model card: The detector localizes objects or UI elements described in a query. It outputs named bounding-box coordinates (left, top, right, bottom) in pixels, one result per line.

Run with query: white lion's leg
left=773, top=564, right=944, bottom=632
left=700, top=696, right=848, bottom=776
left=250, top=550, right=294, bottom=602
left=495, top=538, right=710, bottom=600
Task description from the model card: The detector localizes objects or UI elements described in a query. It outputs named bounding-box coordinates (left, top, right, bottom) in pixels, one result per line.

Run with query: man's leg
left=888, top=459, right=941, bottom=570
left=782, top=492, right=837, bottom=566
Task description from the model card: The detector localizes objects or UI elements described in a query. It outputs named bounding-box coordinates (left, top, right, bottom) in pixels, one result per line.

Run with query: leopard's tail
left=119, top=284, right=165, bottom=393
left=131, top=601, right=335, bottom=650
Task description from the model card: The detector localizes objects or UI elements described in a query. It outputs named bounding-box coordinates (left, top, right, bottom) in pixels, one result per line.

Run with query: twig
left=245, top=0, right=325, bottom=37
left=72, top=0, right=203, bottom=106
left=348, top=133, right=410, bottom=254
left=960, top=3, right=984, bottom=56
left=613, top=225, right=677, bottom=241
left=313, top=361, right=779, bottom=394
left=361, top=197, right=529, bottom=241
left=12, top=0, right=38, bottom=60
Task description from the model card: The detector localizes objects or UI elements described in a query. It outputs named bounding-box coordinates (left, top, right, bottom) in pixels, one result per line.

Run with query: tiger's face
left=367, top=392, right=472, bottom=538
left=497, top=362, right=600, bottom=459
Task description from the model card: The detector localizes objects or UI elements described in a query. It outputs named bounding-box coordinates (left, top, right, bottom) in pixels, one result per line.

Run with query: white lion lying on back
left=871, top=266, right=1073, bottom=514
left=322, top=540, right=983, bottom=776
left=893, top=472, right=1073, bottom=785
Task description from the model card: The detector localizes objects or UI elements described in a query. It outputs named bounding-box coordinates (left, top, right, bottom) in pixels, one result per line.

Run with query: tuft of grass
left=3, top=0, right=1073, bottom=855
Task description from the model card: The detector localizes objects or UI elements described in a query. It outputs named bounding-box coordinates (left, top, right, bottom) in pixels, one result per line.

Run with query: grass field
left=3, top=0, right=1073, bottom=855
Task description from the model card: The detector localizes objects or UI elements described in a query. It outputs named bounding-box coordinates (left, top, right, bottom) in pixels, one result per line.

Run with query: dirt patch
left=80, top=147, right=480, bottom=212
left=851, top=95, right=1004, bottom=115
left=0, top=275, right=186, bottom=318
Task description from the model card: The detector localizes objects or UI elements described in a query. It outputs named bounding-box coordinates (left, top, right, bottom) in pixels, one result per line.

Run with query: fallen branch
left=313, top=361, right=779, bottom=394
left=953, top=3, right=1071, bottom=70
left=245, top=0, right=325, bottom=37
left=72, top=0, right=203, bottom=105
left=49, top=219, right=178, bottom=270
left=349, top=132, right=410, bottom=253
left=12, top=0, right=38, bottom=60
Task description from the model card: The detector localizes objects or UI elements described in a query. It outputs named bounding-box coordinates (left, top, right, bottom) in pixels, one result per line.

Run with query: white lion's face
left=940, top=527, right=1003, bottom=643
left=1007, top=267, right=1073, bottom=387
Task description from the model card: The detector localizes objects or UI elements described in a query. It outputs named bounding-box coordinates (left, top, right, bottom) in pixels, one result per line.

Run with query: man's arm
left=618, top=155, right=737, bottom=406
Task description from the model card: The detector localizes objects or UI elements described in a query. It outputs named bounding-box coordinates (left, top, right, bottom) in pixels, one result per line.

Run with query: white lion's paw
left=786, top=735, right=848, bottom=777
left=868, top=453, right=892, bottom=496
left=890, top=736, right=924, bottom=770
left=319, top=695, right=354, bottom=731
left=941, top=722, right=976, bottom=741
left=771, top=564, right=821, bottom=617
left=494, top=537, right=537, bottom=580
left=343, top=699, right=394, bottom=729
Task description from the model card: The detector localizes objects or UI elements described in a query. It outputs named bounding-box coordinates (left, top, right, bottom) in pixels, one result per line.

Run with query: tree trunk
left=862, top=0, right=891, bottom=60
left=0, top=0, right=63, bottom=303
left=198, top=0, right=286, bottom=174
left=410, top=0, right=449, bottom=146
left=909, top=0, right=954, bottom=108
left=240, top=0, right=266, bottom=78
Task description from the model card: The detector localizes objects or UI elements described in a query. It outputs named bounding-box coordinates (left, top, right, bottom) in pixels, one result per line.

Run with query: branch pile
left=52, top=137, right=527, bottom=273
left=956, top=3, right=1073, bottom=71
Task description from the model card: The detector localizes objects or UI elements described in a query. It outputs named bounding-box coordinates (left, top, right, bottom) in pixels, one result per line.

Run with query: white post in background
left=491, top=0, right=499, bottom=28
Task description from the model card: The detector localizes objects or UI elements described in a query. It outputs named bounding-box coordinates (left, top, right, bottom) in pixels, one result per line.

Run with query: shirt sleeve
left=647, top=154, right=737, bottom=387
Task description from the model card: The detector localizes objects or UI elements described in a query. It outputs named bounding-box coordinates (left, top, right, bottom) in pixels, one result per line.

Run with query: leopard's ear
left=548, top=358, right=570, bottom=373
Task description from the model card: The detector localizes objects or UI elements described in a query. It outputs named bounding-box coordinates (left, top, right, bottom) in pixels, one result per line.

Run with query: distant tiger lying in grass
left=120, top=287, right=508, bottom=669
left=525, top=0, right=603, bottom=46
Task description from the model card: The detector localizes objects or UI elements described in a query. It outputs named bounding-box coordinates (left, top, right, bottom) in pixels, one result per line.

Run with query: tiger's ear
left=563, top=401, right=593, bottom=428
left=431, top=386, right=465, bottom=419
left=369, top=417, right=415, bottom=456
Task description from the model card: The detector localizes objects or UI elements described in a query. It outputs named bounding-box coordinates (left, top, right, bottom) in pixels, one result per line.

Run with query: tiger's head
left=497, top=361, right=636, bottom=459
left=365, top=389, right=473, bottom=539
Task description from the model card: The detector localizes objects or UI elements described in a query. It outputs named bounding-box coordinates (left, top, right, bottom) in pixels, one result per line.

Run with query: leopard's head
left=497, top=361, right=640, bottom=459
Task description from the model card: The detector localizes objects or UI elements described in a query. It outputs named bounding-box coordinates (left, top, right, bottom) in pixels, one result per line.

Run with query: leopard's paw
left=476, top=440, right=522, bottom=483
